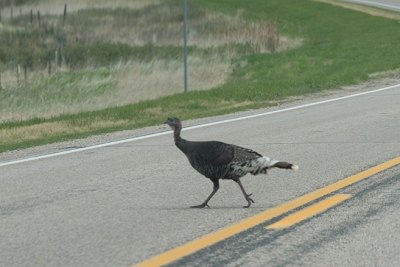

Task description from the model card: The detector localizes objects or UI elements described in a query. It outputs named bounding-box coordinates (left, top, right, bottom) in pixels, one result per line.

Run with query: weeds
left=0, top=0, right=38, bottom=8
left=1, top=0, right=400, bottom=152
left=0, top=0, right=291, bottom=123
left=1, top=1, right=285, bottom=71
left=0, top=69, right=114, bottom=121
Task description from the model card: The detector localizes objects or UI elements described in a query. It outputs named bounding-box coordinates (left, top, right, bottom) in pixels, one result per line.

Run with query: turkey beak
left=164, top=119, right=169, bottom=124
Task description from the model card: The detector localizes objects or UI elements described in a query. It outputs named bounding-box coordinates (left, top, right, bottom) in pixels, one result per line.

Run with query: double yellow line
left=266, top=194, right=351, bottom=229
left=134, top=157, right=400, bottom=267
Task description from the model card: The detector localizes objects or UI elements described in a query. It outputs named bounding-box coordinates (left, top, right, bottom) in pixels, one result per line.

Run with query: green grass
left=198, top=0, right=400, bottom=93
left=1, top=0, right=400, bottom=153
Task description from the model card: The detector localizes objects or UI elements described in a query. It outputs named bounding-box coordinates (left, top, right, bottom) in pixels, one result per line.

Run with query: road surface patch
left=133, top=157, right=400, bottom=267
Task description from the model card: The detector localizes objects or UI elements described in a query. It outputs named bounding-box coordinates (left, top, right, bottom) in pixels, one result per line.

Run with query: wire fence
left=0, top=4, right=67, bottom=90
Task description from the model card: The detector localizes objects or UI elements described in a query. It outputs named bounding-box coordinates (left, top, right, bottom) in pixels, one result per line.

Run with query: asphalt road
left=1, top=82, right=400, bottom=267
left=2, top=1, right=400, bottom=265
left=344, top=0, right=400, bottom=11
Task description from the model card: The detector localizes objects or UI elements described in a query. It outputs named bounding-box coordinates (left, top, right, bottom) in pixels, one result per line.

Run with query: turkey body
left=178, top=140, right=274, bottom=179
left=164, top=117, right=298, bottom=208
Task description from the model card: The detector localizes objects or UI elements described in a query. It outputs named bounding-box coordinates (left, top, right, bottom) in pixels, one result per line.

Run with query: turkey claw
left=243, top=193, right=255, bottom=208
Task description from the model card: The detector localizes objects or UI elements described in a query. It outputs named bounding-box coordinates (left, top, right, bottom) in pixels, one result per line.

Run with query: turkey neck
left=173, top=124, right=186, bottom=153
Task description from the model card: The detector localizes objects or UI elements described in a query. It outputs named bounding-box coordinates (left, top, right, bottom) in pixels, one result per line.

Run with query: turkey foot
left=243, top=193, right=255, bottom=208
left=236, top=179, right=255, bottom=208
left=190, top=181, right=219, bottom=208
left=190, top=203, right=210, bottom=208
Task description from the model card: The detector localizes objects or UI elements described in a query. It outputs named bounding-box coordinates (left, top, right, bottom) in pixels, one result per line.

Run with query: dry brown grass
left=0, top=69, right=19, bottom=89
left=111, top=57, right=232, bottom=105
left=4, top=0, right=285, bottom=51
left=216, top=100, right=257, bottom=110
left=368, top=68, right=400, bottom=79
left=0, top=119, right=129, bottom=145
left=0, top=0, right=303, bottom=123
left=0, top=0, right=159, bottom=18
left=0, top=57, right=232, bottom=122
left=52, top=1, right=301, bottom=53
left=186, top=10, right=302, bottom=53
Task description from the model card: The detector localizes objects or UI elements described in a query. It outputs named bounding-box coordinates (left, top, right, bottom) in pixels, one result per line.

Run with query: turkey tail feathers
left=272, top=161, right=299, bottom=171
left=251, top=157, right=299, bottom=175
left=232, top=156, right=298, bottom=177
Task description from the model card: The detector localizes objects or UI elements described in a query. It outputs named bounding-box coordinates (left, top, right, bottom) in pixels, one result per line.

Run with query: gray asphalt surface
left=169, top=165, right=400, bottom=267
left=2, top=1, right=400, bottom=265
left=1, top=83, right=399, bottom=267
left=344, top=0, right=400, bottom=11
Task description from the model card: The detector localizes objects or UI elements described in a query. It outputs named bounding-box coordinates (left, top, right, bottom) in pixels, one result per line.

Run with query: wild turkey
left=164, top=117, right=298, bottom=208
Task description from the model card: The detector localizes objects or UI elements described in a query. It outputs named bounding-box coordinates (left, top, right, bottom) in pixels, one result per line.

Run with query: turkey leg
left=191, top=180, right=219, bottom=208
left=235, top=179, right=254, bottom=208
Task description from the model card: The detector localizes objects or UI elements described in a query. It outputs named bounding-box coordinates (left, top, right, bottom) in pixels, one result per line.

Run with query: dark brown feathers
left=164, top=117, right=298, bottom=208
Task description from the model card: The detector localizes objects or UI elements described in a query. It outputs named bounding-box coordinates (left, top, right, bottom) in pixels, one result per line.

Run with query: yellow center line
left=266, top=194, right=352, bottom=229
left=133, top=157, right=400, bottom=267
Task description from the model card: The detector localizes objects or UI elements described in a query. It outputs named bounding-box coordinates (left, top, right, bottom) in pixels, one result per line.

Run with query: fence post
left=30, top=9, right=33, bottom=24
left=0, top=8, right=2, bottom=22
left=17, top=64, right=20, bottom=86
left=48, top=51, right=52, bottom=75
left=63, top=4, right=67, bottom=26
left=55, top=49, right=58, bottom=68
left=61, top=38, right=66, bottom=66
left=37, top=10, right=41, bottom=28
left=24, top=64, right=27, bottom=83
left=11, top=7, right=13, bottom=21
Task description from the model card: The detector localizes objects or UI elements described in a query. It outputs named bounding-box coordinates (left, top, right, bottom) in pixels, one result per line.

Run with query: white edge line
left=1, top=83, right=399, bottom=167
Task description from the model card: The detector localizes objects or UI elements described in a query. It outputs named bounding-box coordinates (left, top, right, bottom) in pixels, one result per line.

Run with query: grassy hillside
left=1, top=0, right=400, bottom=153
left=0, top=0, right=286, bottom=120
left=196, top=0, right=400, bottom=93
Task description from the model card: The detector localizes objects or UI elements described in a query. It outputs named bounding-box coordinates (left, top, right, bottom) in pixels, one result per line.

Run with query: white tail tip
left=291, top=165, right=299, bottom=171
